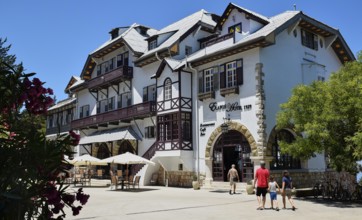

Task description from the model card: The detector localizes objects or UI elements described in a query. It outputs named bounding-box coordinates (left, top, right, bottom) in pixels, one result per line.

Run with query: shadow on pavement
left=295, top=197, right=362, bottom=208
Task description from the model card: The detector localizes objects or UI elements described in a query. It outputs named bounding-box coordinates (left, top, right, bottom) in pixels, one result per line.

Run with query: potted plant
left=246, top=179, right=255, bottom=194
left=192, top=175, right=200, bottom=190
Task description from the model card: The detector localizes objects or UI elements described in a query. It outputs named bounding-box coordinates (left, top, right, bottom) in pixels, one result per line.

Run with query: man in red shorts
left=254, top=161, right=269, bottom=210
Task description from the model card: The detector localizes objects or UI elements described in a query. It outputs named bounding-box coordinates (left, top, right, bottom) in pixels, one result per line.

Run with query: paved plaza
left=63, top=185, right=362, bottom=220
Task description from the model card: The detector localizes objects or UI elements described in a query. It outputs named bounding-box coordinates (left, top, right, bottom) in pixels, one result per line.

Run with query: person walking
left=268, top=175, right=280, bottom=211
left=227, top=164, right=239, bottom=195
left=281, top=170, right=296, bottom=210
left=254, top=161, right=269, bottom=210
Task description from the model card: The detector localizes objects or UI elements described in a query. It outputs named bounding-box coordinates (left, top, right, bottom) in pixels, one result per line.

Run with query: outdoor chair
left=132, top=176, right=141, bottom=189
left=150, top=173, right=158, bottom=185
left=110, top=175, right=120, bottom=190
left=97, top=169, right=103, bottom=179
left=124, top=175, right=134, bottom=189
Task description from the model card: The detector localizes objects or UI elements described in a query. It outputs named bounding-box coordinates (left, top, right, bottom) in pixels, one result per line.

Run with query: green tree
left=276, top=55, right=362, bottom=174
left=0, top=39, right=88, bottom=219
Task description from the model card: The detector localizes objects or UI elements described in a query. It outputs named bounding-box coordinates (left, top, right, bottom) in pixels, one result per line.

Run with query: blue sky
left=1, top=0, right=361, bottom=101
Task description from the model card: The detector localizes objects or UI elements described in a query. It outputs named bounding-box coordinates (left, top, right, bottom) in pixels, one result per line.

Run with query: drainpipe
left=155, top=51, right=162, bottom=61
left=187, top=59, right=200, bottom=183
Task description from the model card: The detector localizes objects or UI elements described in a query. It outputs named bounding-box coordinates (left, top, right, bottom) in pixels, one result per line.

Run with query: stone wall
left=155, top=166, right=196, bottom=188
left=270, top=170, right=356, bottom=189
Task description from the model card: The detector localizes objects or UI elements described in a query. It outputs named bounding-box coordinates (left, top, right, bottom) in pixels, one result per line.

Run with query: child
left=268, top=175, right=280, bottom=211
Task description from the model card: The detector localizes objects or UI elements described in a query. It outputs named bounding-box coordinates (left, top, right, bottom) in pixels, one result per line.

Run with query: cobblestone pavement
left=63, top=186, right=362, bottom=220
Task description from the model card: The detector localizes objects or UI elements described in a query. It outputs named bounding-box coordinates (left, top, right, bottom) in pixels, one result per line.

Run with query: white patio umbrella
left=102, top=152, right=155, bottom=166
left=70, top=154, right=108, bottom=166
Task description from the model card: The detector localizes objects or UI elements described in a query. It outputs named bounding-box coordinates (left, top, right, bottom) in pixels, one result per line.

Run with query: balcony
left=46, top=124, right=71, bottom=136
left=87, top=66, right=133, bottom=90
left=220, top=86, right=239, bottom=97
left=198, top=91, right=215, bottom=101
left=71, top=101, right=156, bottom=130
left=204, top=32, right=234, bottom=47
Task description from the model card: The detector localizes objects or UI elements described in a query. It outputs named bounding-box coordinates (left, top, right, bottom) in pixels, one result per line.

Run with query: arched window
left=271, top=129, right=301, bottom=170
left=164, top=78, right=172, bottom=100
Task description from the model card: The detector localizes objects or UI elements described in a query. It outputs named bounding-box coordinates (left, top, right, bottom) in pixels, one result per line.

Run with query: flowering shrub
left=0, top=44, right=89, bottom=219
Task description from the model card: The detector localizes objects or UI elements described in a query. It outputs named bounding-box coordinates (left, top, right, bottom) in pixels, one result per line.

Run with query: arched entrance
left=212, top=130, right=253, bottom=182
left=97, top=143, right=111, bottom=177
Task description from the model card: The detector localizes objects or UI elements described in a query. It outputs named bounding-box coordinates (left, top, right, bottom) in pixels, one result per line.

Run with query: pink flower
left=71, top=206, right=82, bottom=216
left=69, top=130, right=80, bottom=146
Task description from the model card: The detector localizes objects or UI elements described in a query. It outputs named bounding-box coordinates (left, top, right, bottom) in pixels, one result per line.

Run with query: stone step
left=202, top=181, right=249, bottom=192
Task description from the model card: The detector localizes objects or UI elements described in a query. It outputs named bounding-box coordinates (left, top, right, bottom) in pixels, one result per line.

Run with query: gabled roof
left=152, top=58, right=182, bottom=79
left=183, top=10, right=354, bottom=67
left=135, top=9, right=217, bottom=67
left=48, top=97, right=76, bottom=112
left=80, top=24, right=157, bottom=80
left=215, top=3, right=269, bottom=31
left=65, top=76, right=84, bottom=93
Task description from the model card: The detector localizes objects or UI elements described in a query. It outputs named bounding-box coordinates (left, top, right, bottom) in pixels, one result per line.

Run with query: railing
left=71, top=101, right=156, bottom=130
left=204, top=32, right=234, bottom=47
left=87, top=66, right=133, bottom=89
left=45, top=124, right=71, bottom=135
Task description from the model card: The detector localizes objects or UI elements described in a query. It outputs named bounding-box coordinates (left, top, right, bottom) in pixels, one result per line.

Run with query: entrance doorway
left=212, top=130, right=253, bottom=182
left=97, top=143, right=111, bottom=178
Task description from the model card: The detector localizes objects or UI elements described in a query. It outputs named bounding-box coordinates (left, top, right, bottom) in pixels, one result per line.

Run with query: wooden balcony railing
left=71, top=101, right=156, bottom=130
left=45, top=124, right=71, bottom=136
left=204, top=32, right=234, bottom=47
left=87, top=66, right=133, bottom=90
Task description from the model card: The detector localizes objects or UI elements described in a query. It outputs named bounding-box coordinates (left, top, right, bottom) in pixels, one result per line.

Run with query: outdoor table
left=118, top=176, right=125, bottom=190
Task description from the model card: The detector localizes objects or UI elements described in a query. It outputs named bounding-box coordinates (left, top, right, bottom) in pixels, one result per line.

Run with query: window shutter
left=236, top=59, right=243, bottom=85
left=213, top=66, right=219, bottom=91
left=145, top=127, right=149, bottom=139
left=219, top=64, right=226, bottom=89
left=151, top=126, right=155, bottom=138
left=301, top=30, right=306, bottom=46
left=313, top=35, right=318, bottom=51
left=124, top=52, right=129, bottom=66
left=198, top=71, right=203, bottom=93
left=143, top=87, right=148, bottom=102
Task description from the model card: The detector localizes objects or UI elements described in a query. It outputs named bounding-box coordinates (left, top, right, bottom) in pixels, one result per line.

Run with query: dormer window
left=149, top=39, right=157, bottom=50
left=228, top=23, right=242, bottom=33
left=185, top=46, right=192, bottom=56
left=301, top=29, right=318, bottom=51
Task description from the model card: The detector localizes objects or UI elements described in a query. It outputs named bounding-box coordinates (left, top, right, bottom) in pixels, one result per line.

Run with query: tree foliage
left=277, top=56, right=362, bottom=174
left=0, top=38, right=88, bottom=219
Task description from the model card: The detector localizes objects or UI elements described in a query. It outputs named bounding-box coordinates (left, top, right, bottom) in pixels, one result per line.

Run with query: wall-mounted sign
left=209, top=102, right=252, bottom=112
left=200, top=123, right=215, bottom=136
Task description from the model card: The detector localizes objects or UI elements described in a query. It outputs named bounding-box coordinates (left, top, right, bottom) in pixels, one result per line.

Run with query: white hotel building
left=47, top=3, right=354, bottom=187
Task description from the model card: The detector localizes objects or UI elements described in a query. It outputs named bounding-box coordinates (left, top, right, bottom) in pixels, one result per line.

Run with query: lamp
left=221, top=115, right=230, bottom=134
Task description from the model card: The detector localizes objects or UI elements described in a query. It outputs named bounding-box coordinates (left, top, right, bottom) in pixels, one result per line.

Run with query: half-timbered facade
left=47, top=3, right=354, bottom=187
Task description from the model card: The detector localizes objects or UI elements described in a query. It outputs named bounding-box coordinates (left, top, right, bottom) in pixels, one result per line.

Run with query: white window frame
left=164, top=78, right=172, bottom=100
left=204, top=68, right=214, bottom=92
left=226, top=61, right=237, bottom=88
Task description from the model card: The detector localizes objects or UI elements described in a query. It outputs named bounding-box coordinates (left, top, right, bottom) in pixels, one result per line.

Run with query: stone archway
left=266, top=126, right=298, bottom=156
left=205, top=121, right=257, bottom=159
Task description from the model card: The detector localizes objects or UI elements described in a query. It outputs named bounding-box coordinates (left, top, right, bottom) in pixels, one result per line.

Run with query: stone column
left=204, top=158, right=213, bottom=188
left=255, top=63, right=267, bottom=158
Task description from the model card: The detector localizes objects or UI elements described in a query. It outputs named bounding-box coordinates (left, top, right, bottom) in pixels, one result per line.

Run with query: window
left=185, top=46, right=192, bottom=56
left=97, top=65, right=101, bottom=76
left=118, top=92, right=131, bottom=109
left=228, top=23, right=242, bottom=33
left=181, top=113, right=191, bottom=141
left=149, top=39, right=157, bottom=50
left=220, top=59, right=243, bottom=89
left=79, top=105, right=89, bottom=119
left=143, top=84, right=156, bottom=102
left=271, top=129, right=301, bottom=170
left=164, top=78, right=172, bottom=100
left=66, top=109, right=72, bottom=124
left=226, top=61, right=237, bottom=87
left=47, top=115, right=53, bottom=128
left=109, top=57, right=115, bottom=70
left=145, top=126, right=155, bottom=138
left=157, top=112, right=191, bottom=142
left=198, top=66, right=219, bottom=94
left=204, top=68, right=214, bottom=92
left=117, top=51, right=129, bottom=67
left=301, top=29, right=318, bottom=50
left=108, top=96, right=115, bottom=111
left=157, top=114, right=178, bottom=141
